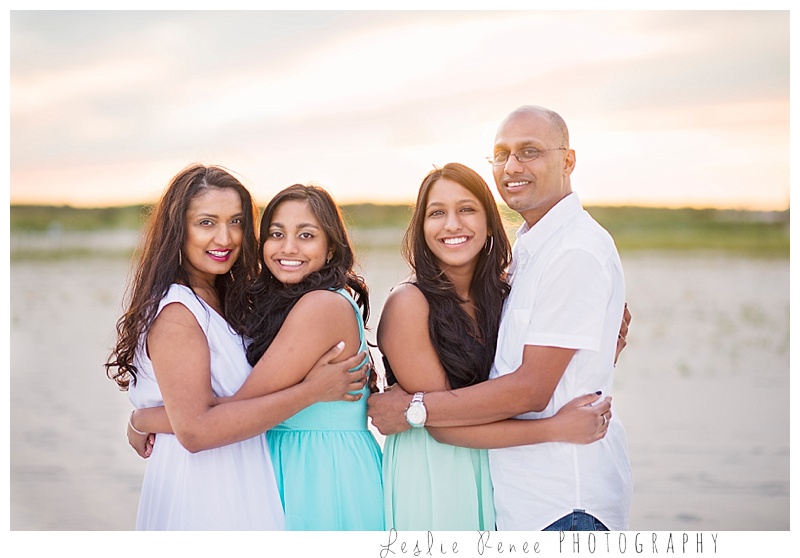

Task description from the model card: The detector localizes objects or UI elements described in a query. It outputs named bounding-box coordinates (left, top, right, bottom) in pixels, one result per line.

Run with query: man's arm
left=368, top=246, right=618, bottom=436
left=425, top=344, right=575, bottom=425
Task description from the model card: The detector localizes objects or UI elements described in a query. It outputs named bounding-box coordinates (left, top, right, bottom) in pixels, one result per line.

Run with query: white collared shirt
left=489, top=192, right=633, bottom=531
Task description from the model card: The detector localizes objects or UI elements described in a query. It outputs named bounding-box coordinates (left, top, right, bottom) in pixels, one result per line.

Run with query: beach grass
left=10, top=203, right=789, bottom=259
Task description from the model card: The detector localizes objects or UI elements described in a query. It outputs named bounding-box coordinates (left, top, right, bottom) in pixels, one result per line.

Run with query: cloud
left=9, top=10, right=790, bottom=208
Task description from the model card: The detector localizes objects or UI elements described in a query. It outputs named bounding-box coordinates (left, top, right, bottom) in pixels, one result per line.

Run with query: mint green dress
left=383, top=425, right=496, bottom=530
left=266, top=289, right=384, bottom=530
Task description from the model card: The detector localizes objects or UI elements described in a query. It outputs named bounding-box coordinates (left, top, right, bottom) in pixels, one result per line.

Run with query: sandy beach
left=9, top=241, right=789, bottom=531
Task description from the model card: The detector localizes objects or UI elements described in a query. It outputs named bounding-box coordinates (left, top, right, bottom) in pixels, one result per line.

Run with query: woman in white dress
left=105, top=164, right=365, bottom=530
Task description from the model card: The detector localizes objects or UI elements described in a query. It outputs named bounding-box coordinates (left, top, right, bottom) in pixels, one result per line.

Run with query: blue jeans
left=543, top=510, right=608, bottom=531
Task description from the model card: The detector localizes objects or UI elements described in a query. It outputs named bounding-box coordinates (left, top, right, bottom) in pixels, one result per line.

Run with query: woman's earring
left=179, top=250, right=183, bottom=266
left=485, top=236, right=494, bottom=255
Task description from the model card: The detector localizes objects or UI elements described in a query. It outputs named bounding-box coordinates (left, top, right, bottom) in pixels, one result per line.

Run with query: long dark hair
left=105, top=164, right=260, bottom=389
left=232, top=184, right=370, bottom=366
left=403, top=163, right=511, bottom=389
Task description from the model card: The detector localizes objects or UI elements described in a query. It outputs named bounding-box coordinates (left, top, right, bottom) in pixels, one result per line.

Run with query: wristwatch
left=405, top=392, right=427, bottom=428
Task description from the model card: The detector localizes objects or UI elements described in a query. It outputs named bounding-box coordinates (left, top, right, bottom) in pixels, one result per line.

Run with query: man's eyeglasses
left=486, top=147, right=567, bottom=166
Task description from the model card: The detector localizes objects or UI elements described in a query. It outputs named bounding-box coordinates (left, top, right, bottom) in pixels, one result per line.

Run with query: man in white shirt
left=369, top=105, right=632, bottom=531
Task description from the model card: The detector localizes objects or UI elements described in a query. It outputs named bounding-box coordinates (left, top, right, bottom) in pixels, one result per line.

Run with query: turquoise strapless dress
left=266, top=288, right=384, bottom=530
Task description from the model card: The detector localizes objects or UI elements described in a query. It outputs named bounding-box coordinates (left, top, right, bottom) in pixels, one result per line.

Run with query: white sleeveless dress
left=128, top=284, right=285, bottom=530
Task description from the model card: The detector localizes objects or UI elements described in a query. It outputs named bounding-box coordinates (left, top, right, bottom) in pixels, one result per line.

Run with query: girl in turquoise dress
left=379, top=163, right=615, bottom=530
left=127, top=181, right=382, bottom=531
left=232, top=184, right=383, bottom=530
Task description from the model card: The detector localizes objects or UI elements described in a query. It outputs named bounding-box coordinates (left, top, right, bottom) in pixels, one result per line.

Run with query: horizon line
left=8, top=200, right=791, bottom=213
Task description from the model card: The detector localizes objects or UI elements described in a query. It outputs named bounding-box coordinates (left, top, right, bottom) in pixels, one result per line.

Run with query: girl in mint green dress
left=235, top=184, right=383, bottom=530
left=378, top=164, right=510, bottom=531
left=379, top=164, right=612, bottom=531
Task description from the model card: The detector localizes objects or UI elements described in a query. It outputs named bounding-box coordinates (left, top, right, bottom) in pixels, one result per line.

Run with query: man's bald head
left=498, top=105, right=570, bottom=149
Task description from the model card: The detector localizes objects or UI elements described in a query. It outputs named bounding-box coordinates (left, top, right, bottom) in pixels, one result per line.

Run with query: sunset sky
left=9, top=8, right=791, bottom=210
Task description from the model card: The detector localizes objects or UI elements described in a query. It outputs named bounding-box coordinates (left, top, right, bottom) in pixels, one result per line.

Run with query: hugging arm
left=374, top=283, right=609, bottom=447
left=223, top=290, right=367, bottom=401
left=370, top=250, right=625, bottom=436
left=368, top=343, right=576, bottom=435
left=428, top=298, right=630, bottom=435
left=129, top=297, right=367, bottom=455
left=139, top=302, right=331, bottom=453
left=127, top=340, right=362, bottom=455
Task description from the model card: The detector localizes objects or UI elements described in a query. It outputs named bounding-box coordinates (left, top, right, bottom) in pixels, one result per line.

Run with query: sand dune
left=9, top=248, right=789, bottom=530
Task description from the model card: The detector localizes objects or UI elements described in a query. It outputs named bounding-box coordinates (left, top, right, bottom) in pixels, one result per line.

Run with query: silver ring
left=602, top=414, right=607, bottom=425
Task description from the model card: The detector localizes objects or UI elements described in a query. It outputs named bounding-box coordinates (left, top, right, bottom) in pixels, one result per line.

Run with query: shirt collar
left=515, top=192, right=582, bottom=256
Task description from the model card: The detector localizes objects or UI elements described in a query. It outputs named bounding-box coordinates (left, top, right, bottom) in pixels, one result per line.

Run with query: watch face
left=407, top=403, right=426, bottom=425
